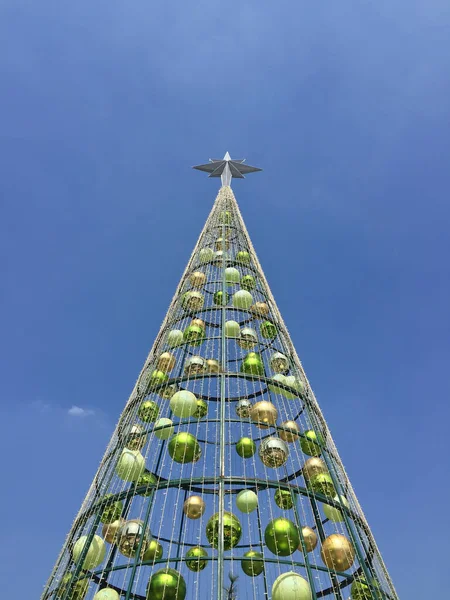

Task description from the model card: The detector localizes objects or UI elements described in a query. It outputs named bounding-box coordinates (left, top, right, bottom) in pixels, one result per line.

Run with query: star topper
left=193, top=152, right=262, bottom=187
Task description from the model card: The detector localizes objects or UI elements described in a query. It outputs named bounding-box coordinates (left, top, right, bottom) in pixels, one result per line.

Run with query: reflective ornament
left=72, top=535, right=106, bottom=570
left=236, top=398, right=252, bottom=418
left=351, top=577, right=382, bottom=600
left=213, top=250, right=228, bottom=266
left=143, top=539, right=163, bottom=562
left=321, top=534, right=355, bottom=571
left=219, top=210, right=232, bottom=225
left=146, top=568, right=186, bottom=600
left=205, top=358, right=220, bottom=373
left=168, top=432, right=201, bottom=463
left=260, top=321, right=277, bottom=339
left=225, top=320, right=241, bottom=337
left=198, top=248, right=214, bottom=264
left=185, top=546, right=208, bottom=572
left=250, top=302, right=269, bottom=318
left=170, top=390, right=198, bottom=418
left=249, top=400, right=277, bottom=428
left=274, top=489, right=294, bottom=510
left=184, top=356, right=205, bottom=376
left=215, top=237, right=229, bottom=251
left=138, top=400, right=159, bottom=423
left=233, top=290, right=253, bottom=309
left=236, top=437, right=256, bottom=458
left=241, top=550, right=264, bottom=577
left=265, top=518, right=300, bottom=556
left=183, top=325, right=205, bottom=347
left=279, top=420, right=300, bottom=443
left=191, top=318, right=206, bottom=328
left=259, top=437, right=289, bottom=468
left=309, top=473, right=336, bottom=497
left=240, top=352, right=265, bottom=376
left=118, top=519, right=150, bottom=559
left=300, top=430, right=323, bottom=456
left=158, top=383, right=178, bottom=400
left=93, top=589, right=120, bottom=600
left=206, top=511, right=242, bottom=550
left=241, top=275, right=256, bottom=290
left=235, top=251, right=251, bottom=265
left=157, top=352, right=176, bottom=373
left=56, top=573, right=89, bottom=600
left=144, top=370, right=169, bottom=392
left=153, top=417, right=174, bottom=440
left=225, top=267, right=241, bottom=284
left=236, top=489, right=258, bottom=513
left=270, top=352, right=290, bottom=373
left=183, top=495, right=206, bottom=519
left=303, top=457, right=328, bottom=480
left=99, top=495, right=123, bottom=524
left=190, top=271, right=207, bottom=287
left=323, top=495, right=350, bottom=522
left=214, top=290, right=229, bottom=306
left=124, top=424, right=147, bottom=451
left=299, top=526, right=318, bottom=553
left=116, top=449, right=146, bottom=482
left=167, top=330, right=184, bottom=348
left=137, top=470, right=157, bottom=497
left=237, top=327, right=258, bottom=349
left=181, top=291, right=204, bottom=311
left=268, top=374, right=287, bottom=394
left=102, top=518, right=125, bottom=544
left=194, top=398, right=208, bottom=419
left=272, top=572, right=312, bottom=600
left=283, top=376, right=305, bottom=399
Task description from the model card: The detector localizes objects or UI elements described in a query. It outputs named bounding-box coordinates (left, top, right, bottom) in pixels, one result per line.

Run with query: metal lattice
left=42, top=160, right=399, bottom=600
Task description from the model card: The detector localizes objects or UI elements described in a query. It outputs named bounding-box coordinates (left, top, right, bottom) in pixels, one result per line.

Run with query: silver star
left=193, top=151, right=262, bottom=187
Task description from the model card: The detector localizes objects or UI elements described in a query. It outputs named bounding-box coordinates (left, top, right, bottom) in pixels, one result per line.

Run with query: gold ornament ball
left=298, top=527, right=318, bottom=553
left=279, top=420, right=300, bottom=443
left=237, top=327, right=258, bottom=349
left=157, top=352, right=176, bottom=373
left=302, top=457, right=328, bottom=481
left=274, top=489, right=294, bottom=510
left=185, top=546, right=208, bottom=572
left=215, top=237, right=230, bottom=251
left=206, top=511, right=242, bottom=550
left=264, top=518, right=300, bottom=556
left=190, top=271, right=207, bottom=287
left=181, top=291, right=204, bottom=311
left=270, top=351, right=290, bottom=373
left=146, top=568, right=186, bottom=600
left=102, top=518, right=125, bottom=544
left=205, top=358, right=220, bottom=373
left=138, top=400, right=159, bottom=423
left=321, top=534, right=355, bottom=571
left=191, top=318, right=206, bottom=329
left=249, top=400, right=277, bottom=429
left=250, top=301, right=269, bottom=318
left=143, top=539, right=163, bottom=562
left=241, top=550, right=264, bottom=577
left=183, top=355, right=205, bottom=375
left=183, top=495, right=206, bottom=519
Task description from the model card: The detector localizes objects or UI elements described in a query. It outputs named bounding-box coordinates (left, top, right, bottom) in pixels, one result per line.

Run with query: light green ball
left=153, top=418, right=174, bottom=439
left=283, top=376, right=305, bottom=399
left=72, top=535, right=106, bottom=570
left=167, top=329, right=184, bottom=348
left=116, top=449, right=146, bottom=482
left=225, top=320, right=241, bottom=337
left=138, top=400, right=159, bottom=423
left=93, top=589, right=120, bottom=600
left=225, top=267, right=241, bottom=284
left=198, top=248, right=214, bottom=264
left=323, top=495, right=350, bottom=522
left=272, top=572, right=312, bottom=600
left=169, top=390, right=198, bottom=418
left=233, top=290, right=253, bottom=309
left=241, top=550, right=264, bottom=577
left=268, top=374, right=287, bottom=394
left=146, top=568, right=186, bottom=600
left=236, top=489, right=258, bottom=513
left=235, top=251, right=251, bottom=264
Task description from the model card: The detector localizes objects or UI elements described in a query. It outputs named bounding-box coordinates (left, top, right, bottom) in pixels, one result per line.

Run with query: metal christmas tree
left=43, top=154, right=398, bottom=600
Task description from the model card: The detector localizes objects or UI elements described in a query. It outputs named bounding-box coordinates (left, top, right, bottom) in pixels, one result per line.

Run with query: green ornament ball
left=272, top=572, right=312, bottom=600
left=214, top=290, right=229, bottom=306
left=169, top=390, right=198, bottom=418
left=241, top=275, right=256, bottom=290
left=323, top=494, right=350, bottom=522
left=268, top=374, right=287, bottom=395
left=167, top=329, right=184, bottom=348
left=219, top=210, right=232, bottom=225
left=146, top=568, right=186, bottom=600
left=116, top=449, right=146, bottom=482
left=236, top=489, right=258, bottom=513
left=99, top=496, right=123, bottom=524
left=240, top=352, right=265, bottom=376
left=351, top=577, right=382, bottom=600
left=241, top=550, right=264, bottom=577
left=56, top=573, right=89, bottom=600
left=235, top=251, right=251, bottom=265
left=283, top=376, right=305, bottom=399
left=225, top=320, right=240, bottom=337
left=138, top=400, right=159, bottom=423
left=198, top=248, right=214, bottom=264
left=185, top=546, right=208, bottom=572
left=183, top=325, right=205, bottom=346
left=153, top=417, right=174, bottom=440
left=206, top=511, right=242, bottom=550
left=274, top=489, right=294, bottom=510
left=93, top=589, right=120, bottom=600
left=236, top=437, right=256, bottom=458
left=194, top=398, right=208, bottom=419
left=300, top=430, right=323, bottom=457
left=147, top=370, right=169, bottom=391
left=308, top=473, right=336, bottom=497
left=260, top=320, right=278, bottom=339
left=264, top=518, right=300, bottom=556
left=225, top=267, right=241, bottom=284
left=72, top=535, right=106, bottom=570
left=168, top=432, right=201, bottom=464
left=137, top=470, right=157, bottom=497
left=233, top=290, right=253, bottom=309
left=143, top=539, right=163, bottom=562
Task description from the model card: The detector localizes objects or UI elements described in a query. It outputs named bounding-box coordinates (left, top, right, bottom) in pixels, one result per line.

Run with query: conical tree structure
left=43, top=158, right=398, bottom=600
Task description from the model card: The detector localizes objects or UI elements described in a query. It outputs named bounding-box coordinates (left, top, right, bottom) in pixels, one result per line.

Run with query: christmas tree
left=43, top=153, right=398, bottom=600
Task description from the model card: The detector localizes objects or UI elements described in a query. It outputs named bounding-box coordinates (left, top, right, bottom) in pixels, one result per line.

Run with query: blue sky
left=1, top=0, right=450, bottom=597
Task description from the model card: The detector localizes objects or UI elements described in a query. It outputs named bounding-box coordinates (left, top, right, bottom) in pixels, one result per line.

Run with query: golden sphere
left=299, top=526, right=318, bottom=553
left=249, top=401, right=278, bottom=429
left=157, top=352, right=176, bottom=374
left=190, top=271, right=206, bottom=287
left=320, top=534, right=355, bottom=571
left=279, top=420, right=300, bottom=443
left=183, top=495, right=206, bottom=519
left=250, top=302, right=269, bottom=318
left=302, top=457, right=328, bottom=481
left=215, top=237, right=230, bottom=251
left=205, top=359, right=221, bottom=373
left=191, top=318, right=206, bottom=329
left=102, top=518, right=125, bottom=544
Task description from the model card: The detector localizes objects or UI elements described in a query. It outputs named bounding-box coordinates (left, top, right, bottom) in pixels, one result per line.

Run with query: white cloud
left=68, top=405, right=95, bottom=418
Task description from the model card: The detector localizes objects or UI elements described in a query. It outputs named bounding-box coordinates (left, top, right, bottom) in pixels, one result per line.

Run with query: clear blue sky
left=1, top=1, right=449, bottom=597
